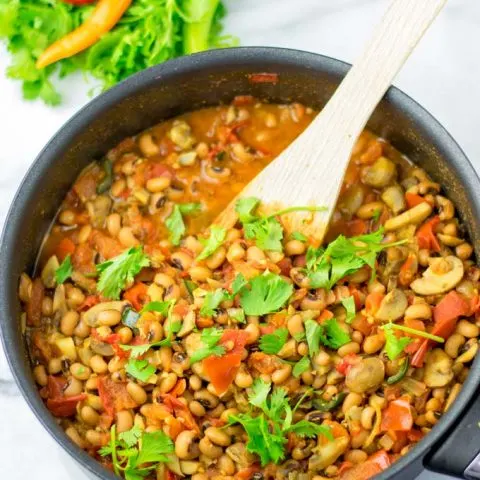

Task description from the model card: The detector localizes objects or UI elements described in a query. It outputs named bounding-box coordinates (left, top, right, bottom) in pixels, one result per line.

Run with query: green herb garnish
left=55, top=255, right=73, bottom=285
left=259, top=328, right=289, bottom=355
left=197, top=225, right=227, bottom=260
left=189, top=327, right=225, bottom=364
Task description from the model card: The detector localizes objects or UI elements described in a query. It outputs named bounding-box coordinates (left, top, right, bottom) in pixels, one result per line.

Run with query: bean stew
left=20, top=97, right=480, bottom=480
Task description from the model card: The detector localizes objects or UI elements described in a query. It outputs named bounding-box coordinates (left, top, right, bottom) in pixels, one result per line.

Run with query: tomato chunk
left=97, top=376, right=136, bottom=416
left=123, top=282, right=149, bottom=311
left=381, top=397, right=413, bottom=432
left=45, top=376, right=87, bottom=417
left=203, top=352, right=243, bottom=395
left=416, top=216, right=441, bottom=252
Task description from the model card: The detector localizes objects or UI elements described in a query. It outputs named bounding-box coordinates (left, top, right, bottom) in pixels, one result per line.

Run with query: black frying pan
left=1, top=47, right=480, bottom=480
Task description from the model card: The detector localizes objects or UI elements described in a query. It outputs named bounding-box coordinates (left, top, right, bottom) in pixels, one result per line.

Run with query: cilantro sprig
left=189, top=327, right=225, bottom=364
left=228, top=379, right=332, bottom=465
left=99, top=425, right=173, bottom=478
left=96, top=247, right=150, bottom=300
left=55, top=255, right=73, bottom=284
left=304, top=229, right=406, bottom=289
left=165, top=203, right=202, bottom=246
left=305, top=318, right=350, bottom=356
left=197, top=225, right=227, bottom=260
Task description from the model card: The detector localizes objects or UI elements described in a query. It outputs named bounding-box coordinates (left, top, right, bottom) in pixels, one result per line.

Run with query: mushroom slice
left=374, top=289, right=408, bottom=321
left=83, top=301, right=128, bottom=327
left=309, top=432, right=349, bottom=471
left=424, top=348, right=453, bottom=387
left=41, top=255, right=60, bottom=289
left=411, top=256, right=464, bottom=295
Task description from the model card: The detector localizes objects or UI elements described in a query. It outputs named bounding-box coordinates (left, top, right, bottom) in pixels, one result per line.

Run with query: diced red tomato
left=407, top=429, right=425, bottom=442
left=318, top=309, right=334, bottom=323
left=248, top=352, right=281, bottom=374
left=433, top=291, right=470, bottom=326
left=91, top=328, right=121, bottom=345
left=277, top=257, right=292, bottom=276
left=45, top=376, right=87, bottom=417
left=55, top=237, right=76, bottom=261
left=399, top=253, right=418, bottom=287
left=336, top=353, right=359, bottom=375
left=381, top=397, right=413, bottom=432
left=203, top=353, right=243, bottom=395
left=123, top=282, right=149, bottom=311
left=340, top=449, right=391, bottom=480
left=405, top=192, right=428, bottom=209
left=236, top=466, right=261, bottom=479
left=72, top=243, right=96, bottom=273
left=416, top=216, right=441, bottom=252
left=145, top=162, right=174, bottom=180
left=403, top=318, right=426, bottom=337
left=91, top=230, right=123, bottom=260
left=97, top=376, right=136, bottom=416
left=260, top=325, right=276, bottom=335
left=169, top=379, right=187, bottom=397
left=219, top=329, right=250, bottom=355
left=26, top=278, right=44, bottom=327
left=358, top=140, right=383, bottom=165
left=162, top=394, right=200, bottom=434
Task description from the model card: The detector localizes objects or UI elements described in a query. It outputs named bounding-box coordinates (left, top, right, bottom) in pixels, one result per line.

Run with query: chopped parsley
left=305, top=318, right=351, bottom=355
left=200, top=288, right=229, bottom=317
left=292, top=356, right=311, bottom=378
left=189, top=327, right=225, bottom=364
left=96, top=247, right=150, bottom=300
left=239, top=271, right=293, bottom=316
left=141, top=300, right=172, bottom=316
left=383, top=323, right=412, bottom=361
left=197, top=225, right=227, bottom=260
left=228, top=379, right=332, bottom=465
left=55, top=255, right=73, bottom=284
left=126, top=359, right=155, bottom=382
left=259, top=328, right=289, bottom=354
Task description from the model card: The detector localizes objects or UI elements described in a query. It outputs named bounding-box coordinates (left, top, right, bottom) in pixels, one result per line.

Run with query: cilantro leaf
left=305, top=319, right=323, bottom=357
left=178, top=203, right=202, bottom=215
left=165, top=205, right=185, bottom=246
left=55, top=255, right=73, bottom=284
left=126, top=359, right=155, bottom=382
left=141, top=301, right=172, bottom=316
left=341, top=296, right=356, bottom=323
left=304, top=228, right=405, bottom=289
left=97, top=247, right=150, bottom=300
left=189, top=327, right=225, bottom=364
left=200, top=288, right=228, bottom=317
left=134, top=430, right=174, bottom=466
left=384, top=323, right=412, bottom=361
left=197, top=225, right=227, bottom=260
left=248, top=378, right=271, bottom=409
left=292, top=356, right=310, bottom=378
left=287, top=420, right=334, bottom=440
left=232, top=273, right=247, bottom=295
left=240, top=271, right=293, bottom=316
left=259, top=328, right=289, bottom=354
left=227, top=307, right=245, bottom=323
left=322, top=318, right=351, bottom=349
left=235, top=197, right=261, bottom=223
left=244, top=216, right=284, bottom=252
left=291, top=231, right=307, bottom=242
left=120, top=343, right=152, bottom=359
left=119, top=426, right=142, bottom=448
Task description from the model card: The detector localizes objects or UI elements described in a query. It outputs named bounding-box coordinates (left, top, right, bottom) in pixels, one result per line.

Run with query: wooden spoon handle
left=217, top=0, right=447, bottom=241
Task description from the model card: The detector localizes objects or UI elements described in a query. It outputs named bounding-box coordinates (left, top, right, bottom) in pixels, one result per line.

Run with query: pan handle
left=425, top=393, right=480, bottom=478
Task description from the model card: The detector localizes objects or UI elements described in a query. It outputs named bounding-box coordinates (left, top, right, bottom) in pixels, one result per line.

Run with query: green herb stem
left=382, top=323, right=444, bottom=343
left=268, top=205, right=327, bottom=218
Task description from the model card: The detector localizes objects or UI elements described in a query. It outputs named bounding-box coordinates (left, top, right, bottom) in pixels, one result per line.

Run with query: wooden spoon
left=217, top=0, right=447, bottom=244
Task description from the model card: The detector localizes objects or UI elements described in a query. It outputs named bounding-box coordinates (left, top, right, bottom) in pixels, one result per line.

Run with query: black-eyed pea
left=217, top=454, right=235, bottom=475
left=139, top=132, right=159, bottom=157
left=65, top=426, right=86, bottom=448
left=199, top=436, right=223, bottom=458
left=70, top=362, right=91, bottom=381
left=425, top=410, right=440, bottom=425
left=404, top=303, right=432, bottom=321
left=180, top=460, right=201, bottom=476
left=301, top=371, right=314, bottom=385
left=90, top=355, right=108, bottom=374
left=61, top=311, right=80, bottom=336
left=68, top=288, right=85, bottom=308
left=33, top=365, right=48, bottom=387
left=342, top=392, right=363, bottom=414
left=154, top=273, right=175, bottom=288
left=188, top=266, right=212, bottom=282
left=287, top=314, right=304, bottom=337
left=226, top=243, right=245, bottom=262
left=205, top=246, right=227, bottom=270
left=194, top=389, right=219, bottom=409
left=118, top=227, right=139, bottom=248
left=189, top=374, right=202, bottom=391
left=64, top=377, right=84, bottom=396
left=85, top=377, right=99, bottom=391
left=42, top=297, right=53, bottom=316
left=209, top=403, right=225, bottom=419
left=456, top=243, right=473, bottom=260
left=86, top=394, right=102, bottom=411
left=220, top=408, right=239, bottom=423
left=244, top=323, right=260, bottom=344
left=272, top=364, right=292, bottom=385
left=97, top=309, right=121, bottom=327
left=285, top=240, right=306, bottom=256
left=146, top=176, right=171, bottom=193
left=360, top=406, right=376, bottom=430
left=350, top=429, right=369, bottom=449
left=116, top=410, right=134, bottom=433
left=189, top=400, right=206, bottom=417
left=85, top=430, right=108, bottom=447
left=356, top=201, right=384, bottom=219
left=159, top=372, right=178, bottom=393
left=338, top=342, right=360, bottom=357
left=234, top=367, right=253, bottom=389
left=108, top=357, right=127, bottom=373
left=171, top=251, right=193, bottom=271
left=59, top=209, right=76, bottom=226
left=117, top=326, right=133, bottom=344
left=351, top=331, right=363, bottom=344
left=73, top=318, right=90, bottom=339
left=164, top=284, right=181, bottom=301
left=205, top=427, right=231, bottom=447
left=367, top=280, right=386, bottom=294
left=445, top=333, right=466, bottom=359
left=455, top=320, right=479, bottom=338
left=226, top=228, right=242, bottom=242
left=313, top=350, right=331, bottom=367
left=127, top=382, right=147, bottom=405
left=345, top=449, right=368, bottom=464
left=246, top=246, right=266, bottom=263
left=363, top=334, right=385, bottom=354
left=48, top=358, right=62, bottom=375
left=426, top=397, right=442, bottom=412
left=297, top=342, right=309, bottom=356
left=81, top=405, right=99, bottom=426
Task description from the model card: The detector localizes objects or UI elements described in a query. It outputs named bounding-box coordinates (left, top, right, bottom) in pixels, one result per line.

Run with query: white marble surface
left=1, top=0, right=479, bottom=478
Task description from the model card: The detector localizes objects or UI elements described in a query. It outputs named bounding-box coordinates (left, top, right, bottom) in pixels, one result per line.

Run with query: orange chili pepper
left=36, top=0, right=132, bottom=69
